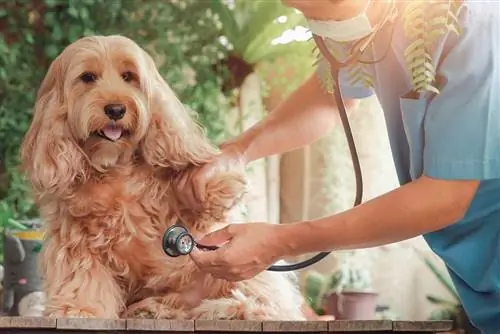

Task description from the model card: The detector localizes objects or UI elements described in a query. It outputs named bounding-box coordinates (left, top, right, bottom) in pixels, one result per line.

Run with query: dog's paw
left=200, top=174, right=247, bottom=221
left=125, top=297, right=188, bottom=319
left=124, top=308, right=157, bottom=319
left=47, top=309, right=97, bottom=318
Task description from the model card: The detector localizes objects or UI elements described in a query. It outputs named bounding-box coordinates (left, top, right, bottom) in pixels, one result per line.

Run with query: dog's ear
left=20, top=54, right=86, bottom=198
left=138, top=51, right=217, bottom=170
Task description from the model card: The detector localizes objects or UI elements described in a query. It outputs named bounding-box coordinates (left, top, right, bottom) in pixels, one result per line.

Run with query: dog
left=20, top=35, right=306, bottom=320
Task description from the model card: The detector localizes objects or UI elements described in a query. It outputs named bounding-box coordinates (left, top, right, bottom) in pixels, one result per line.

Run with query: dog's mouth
left=94, top=123, right=130, bottom=142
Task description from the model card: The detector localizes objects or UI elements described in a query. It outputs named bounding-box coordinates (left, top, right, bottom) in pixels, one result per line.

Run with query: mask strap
left=313, top=0, right=398, bottom=69
left=352, top=0, right=397, bottom=55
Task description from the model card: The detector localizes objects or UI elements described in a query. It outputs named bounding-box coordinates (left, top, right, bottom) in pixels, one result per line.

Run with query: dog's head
left=21, top=35, right=216, bottom=196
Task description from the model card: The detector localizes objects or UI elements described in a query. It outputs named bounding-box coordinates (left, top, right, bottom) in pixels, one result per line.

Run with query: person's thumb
left=196, top=225, right=234, bottom=246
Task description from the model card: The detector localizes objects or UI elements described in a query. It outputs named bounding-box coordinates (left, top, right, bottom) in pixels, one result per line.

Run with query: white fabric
left=306, top=0, right=373, bottom=42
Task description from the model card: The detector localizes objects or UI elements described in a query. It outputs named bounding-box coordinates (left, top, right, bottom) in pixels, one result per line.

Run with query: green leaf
left=242, top=10, right=305, bottom=63
left=251, top=40, right=311, bottom=65
left=45, top=44, right=60, bottom=59
left=304, top=271, right=327, bottom=299
left=238, top=0, right=287, bottom=49
left=208, top=0, right=242, bottom=51
left=428, top=307, right=457, bottom=321
left=426, top=294, right=458, bottom=307
left=80, top=7, right=90, bottom=20
left=6, top=218, right=28, bottom=230
left=32, top=242, right=42, bottom=253
left=44, top=0, right=60, bottom=8
left=68, top=6, right=79, bottom=18
left=415, top=250, right=460, bottom=302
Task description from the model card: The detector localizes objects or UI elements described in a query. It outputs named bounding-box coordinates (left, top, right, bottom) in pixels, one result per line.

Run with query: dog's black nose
left=104, top=104, right=126, bottom=120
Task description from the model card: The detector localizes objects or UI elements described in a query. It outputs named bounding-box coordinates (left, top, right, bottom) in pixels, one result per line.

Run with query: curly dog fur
left=20, top=35, right=306, bottom=320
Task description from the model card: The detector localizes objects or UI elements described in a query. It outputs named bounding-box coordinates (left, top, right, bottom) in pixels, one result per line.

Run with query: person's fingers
left=196, top=225, right=235, bottom=246
left=215, top=268, right=252, bottom=282
left=211, top=272, right=241, bottom=281
left=190, top=247, right=224, bottom=269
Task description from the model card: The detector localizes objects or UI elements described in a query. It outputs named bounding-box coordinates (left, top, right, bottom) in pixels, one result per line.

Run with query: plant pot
left=2, top=219, right=45, bottom=316
left=323, top=291, right=378, bottom=320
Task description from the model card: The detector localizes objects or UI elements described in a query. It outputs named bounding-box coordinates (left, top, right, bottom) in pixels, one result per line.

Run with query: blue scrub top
left=315, top=2, right=500, bottom=333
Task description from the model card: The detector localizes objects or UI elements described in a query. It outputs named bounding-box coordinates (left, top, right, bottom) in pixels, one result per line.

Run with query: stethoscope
left=162, top=2, right=399, bottom=272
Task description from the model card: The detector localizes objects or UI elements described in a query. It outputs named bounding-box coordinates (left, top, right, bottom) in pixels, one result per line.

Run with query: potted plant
left=0, top=202, right=45, bottom=316
left=303, top=251, right=379, bottom=320
left=415, top=249, right=479, bottom=334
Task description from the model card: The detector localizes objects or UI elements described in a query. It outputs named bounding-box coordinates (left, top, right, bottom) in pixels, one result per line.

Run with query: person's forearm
left=222, top=72, right=358, bottom=164
left=281, top=176, right=479, bottom=255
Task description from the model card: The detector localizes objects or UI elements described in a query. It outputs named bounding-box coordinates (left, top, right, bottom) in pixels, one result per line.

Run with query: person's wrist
left=219, top=137, right=252, bottom=166
left=274, top=222, right=307, bottom=258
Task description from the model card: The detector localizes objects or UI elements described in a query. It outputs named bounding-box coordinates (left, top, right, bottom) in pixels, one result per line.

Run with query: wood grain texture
left=56, top=318, right=126, bottom=330
left=0, top=316, right=56, bottom=328
left=393, top=321, right=454, bottom=332
left=329, top=320, right=392, bottom=332
left=126, top=319, right=194, bottom=331
left=0, top=317, right=456, bottom=333
left=262, top=320, right=328, bottom=332
left=195, top=320, right=261, bottom=332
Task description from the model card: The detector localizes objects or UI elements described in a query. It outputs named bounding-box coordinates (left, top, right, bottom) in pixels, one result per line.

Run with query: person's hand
left=175, top=143, right=246, bottom=211
left=189, top=223, right=292, bottom=281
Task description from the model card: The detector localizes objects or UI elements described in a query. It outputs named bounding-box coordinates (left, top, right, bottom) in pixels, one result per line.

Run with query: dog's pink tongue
left=103, top=125, right=122, bottom=141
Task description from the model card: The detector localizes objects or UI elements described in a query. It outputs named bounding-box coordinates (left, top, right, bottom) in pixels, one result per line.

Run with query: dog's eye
left=80, top=72, right=97, bottom=83
left=121, top=71, right=135, bottom=83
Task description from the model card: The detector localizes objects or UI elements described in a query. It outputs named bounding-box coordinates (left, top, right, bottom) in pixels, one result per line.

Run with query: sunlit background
left=0, top=0, right=461, bottom=324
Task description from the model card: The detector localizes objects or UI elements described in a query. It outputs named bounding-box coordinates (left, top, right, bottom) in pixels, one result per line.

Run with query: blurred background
left=0, top=0, right=462, bottom=325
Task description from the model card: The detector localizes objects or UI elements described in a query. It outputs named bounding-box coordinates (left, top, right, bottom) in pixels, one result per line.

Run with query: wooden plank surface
left=126, top=319, right=194, bottom=331
left=393, top=320, right=454, bottom=332
left=56, top=318, right=126, bottom=330
left=0, top=317, right=56, bottom=328
left=262, top=320, right=327, bottom=332
left=196, top=320, right=261, bottom=332
left=0, top=317, right=455, bottom=333
left=329, top=320, right=392, bottom=332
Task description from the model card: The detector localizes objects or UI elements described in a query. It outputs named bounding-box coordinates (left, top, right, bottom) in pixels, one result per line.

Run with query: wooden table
left=0, top=317, right=455, bottom=333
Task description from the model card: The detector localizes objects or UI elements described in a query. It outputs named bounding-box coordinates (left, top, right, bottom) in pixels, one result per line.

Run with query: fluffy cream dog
left=20, top=35, right=306, bottom=320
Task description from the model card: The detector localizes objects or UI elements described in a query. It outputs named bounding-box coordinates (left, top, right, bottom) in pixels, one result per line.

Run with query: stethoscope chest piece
left=162, top=224, right=195, bottom=257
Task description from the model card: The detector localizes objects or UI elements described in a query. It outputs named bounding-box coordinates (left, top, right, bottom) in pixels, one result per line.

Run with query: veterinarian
left=181, top=1, right=500, bottom=332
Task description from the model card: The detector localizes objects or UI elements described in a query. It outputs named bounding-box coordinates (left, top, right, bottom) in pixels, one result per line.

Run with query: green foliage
left=302, top=256, right=375, bottom=315
left=414, top=249, right=461, bottom=321
left=403, top=0, right=463, bottom=94
left=0, top=0, right=232, bottom=226
left=303, top=270, right=328, bottom=314
left=210, top=0, right=308, bottom=62
left=315, top=1, right=463, bottom=96
left=210, top=0, right=315, bottom=97
left=415, top=249, right=460, bottom=302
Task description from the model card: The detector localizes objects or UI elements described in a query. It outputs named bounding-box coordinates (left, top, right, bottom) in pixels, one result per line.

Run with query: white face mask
left=307, top=0, right=374, bottom=42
